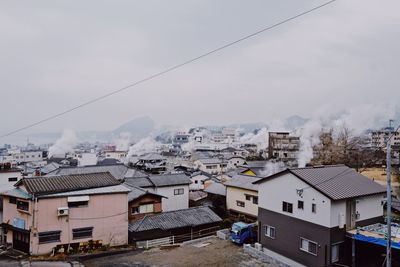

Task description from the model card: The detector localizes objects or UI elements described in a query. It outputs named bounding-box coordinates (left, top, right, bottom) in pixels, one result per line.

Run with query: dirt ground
left=82, top=237, right=273, bottom=267
left=361, top=167, right=399, bottom=186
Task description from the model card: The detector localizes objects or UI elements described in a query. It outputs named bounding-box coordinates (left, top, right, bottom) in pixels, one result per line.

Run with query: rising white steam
left=114, top=132, right=131, bottom=151
left=258, top=161, right=286, bottom=177
left=127, top=137, right=162, bottom=157
left=296, top=104, right=396, bottom=167
left=239, top=128, right=269, bottom=151
left=48, top=129, right=78, bottom=158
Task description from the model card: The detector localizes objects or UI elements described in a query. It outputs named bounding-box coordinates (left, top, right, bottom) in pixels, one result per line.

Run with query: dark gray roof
left=139, top=153, right=166, bottom=161
left=124, top=168, right=149, bottom=179
left=129, top=206, right=222, bottom=232
left=255, top=165, right=386, bottom=200
left=50, top=164, right=129, bottom=180
left=124, top=183, right=164, bottom=202
left=148, top=173, right=191, bottom=187
left=18, top=172, right=121, bottom=195
left=198, top=158, right=228, bottom=164
left=224, top=174, right=260, bottom=192
left=241, top=161, right=269, bottom=168
left=124, top=177, right=154, bottom=188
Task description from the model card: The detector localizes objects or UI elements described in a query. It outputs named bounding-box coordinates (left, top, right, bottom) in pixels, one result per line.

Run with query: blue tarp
left=353, top=234, right=400, bottom=250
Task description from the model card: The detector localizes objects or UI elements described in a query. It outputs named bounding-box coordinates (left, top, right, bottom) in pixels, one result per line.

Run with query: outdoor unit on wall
left=339, top=212, right=345, bottom=229
left=57, top=207, right=69, bottom=216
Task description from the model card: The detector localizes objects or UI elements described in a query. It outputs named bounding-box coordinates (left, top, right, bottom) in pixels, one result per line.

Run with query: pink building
left=1, top=172, right=130, bottom=255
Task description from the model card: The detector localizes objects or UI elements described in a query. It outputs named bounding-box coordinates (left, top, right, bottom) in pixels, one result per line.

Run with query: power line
left=0, top=0, right=337, bottom=139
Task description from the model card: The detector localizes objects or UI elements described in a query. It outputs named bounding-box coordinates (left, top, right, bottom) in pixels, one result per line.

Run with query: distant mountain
left=112, top=116, right=155, bottom=138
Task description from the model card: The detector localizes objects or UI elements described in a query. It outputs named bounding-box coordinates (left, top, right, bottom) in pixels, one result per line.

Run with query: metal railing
left=136, top=226, right=220, bottom=249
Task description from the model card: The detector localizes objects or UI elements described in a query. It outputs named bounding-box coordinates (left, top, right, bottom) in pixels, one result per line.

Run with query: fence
left=136, top=226, right=220, bottom=249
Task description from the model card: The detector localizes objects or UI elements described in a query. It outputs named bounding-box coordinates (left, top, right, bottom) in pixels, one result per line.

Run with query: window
left=236, top=201, right=245, bottom=207
left=139, top=203, right=154, bottom=213
left=265, top=225, right=276, bottom=239
left=312, top=203, right=317, bottom=213
left=9, top=197, right=17, bottom=204
left=38, top=231, right=61, bottom=244
left=72, top=227, right=93, bottom=240
left=174, top=188, right=184, bottom=195
left=300, top=238, right=318, bottom=255
left=8, top=177, right=18, bottom=182
left=17, top=200, right=29, bottom=212
left=195, top=180, right=198, bottom=184
left=282, top=201, right=293, bottom=213
left=331, top=244, right=339, bottom=263
left=253, top=196, right=258, bottom=205
left=68, top=201, right=88, bottom=208
left=245, top=195, right=251, bottom=201
left=298, top=200, right=304, bottom=210
left=131, top=206, right=140, bottom=214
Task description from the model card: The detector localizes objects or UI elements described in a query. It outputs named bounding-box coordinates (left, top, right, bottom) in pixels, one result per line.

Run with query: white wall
left=190, top=174, right=209, bottom=191
left=155, top=185, right=189, bottom=212
left=226, top=187, right=258, bottom=217
left=258, top=173, right=332, bottom=228
left=355, top=194, right=384, bottom=222
left=0, top=171, right=22, bottom=193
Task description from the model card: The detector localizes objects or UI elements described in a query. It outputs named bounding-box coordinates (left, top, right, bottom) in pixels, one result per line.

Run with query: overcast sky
left=1, top=0, right=400, bottom=141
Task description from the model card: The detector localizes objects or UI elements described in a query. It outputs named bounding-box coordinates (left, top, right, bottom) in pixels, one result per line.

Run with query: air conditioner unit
left=57, top=207, right=69, bottom=216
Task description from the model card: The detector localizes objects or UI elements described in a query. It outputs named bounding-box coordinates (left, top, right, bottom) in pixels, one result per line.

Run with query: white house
left=254, top=165, right=386, bottom=267
left=190, top=171, right=212, bottom=191
left=124, top=173, right=191, bottom=212
left=224, top=174, right=261, bottom=220
left=0, top=163, right=22, bottom=193
left=195, top=158, right=228, bottom=175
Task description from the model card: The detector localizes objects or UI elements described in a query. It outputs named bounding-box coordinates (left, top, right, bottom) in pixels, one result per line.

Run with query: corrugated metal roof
left=204, top=182, right=226, bottom=196
left=128, top=206, right=222, bottom=232
left=2, top=188, right=32, bottom=199
left=50, top=164, right=129, bottom=180
left=255, top=165, right=386, bottom=200
left=20, top=172, right=121, bottom=195
left=224, top=174, right=260, bottom=192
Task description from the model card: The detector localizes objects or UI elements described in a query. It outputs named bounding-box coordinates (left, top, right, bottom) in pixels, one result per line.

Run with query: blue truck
left=229, top=221, right=258, bottom=244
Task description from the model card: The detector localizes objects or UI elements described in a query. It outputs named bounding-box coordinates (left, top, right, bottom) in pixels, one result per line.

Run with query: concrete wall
left=0, top=171, right=22, bottom=193
left=226, top=186, right=258, bottom=217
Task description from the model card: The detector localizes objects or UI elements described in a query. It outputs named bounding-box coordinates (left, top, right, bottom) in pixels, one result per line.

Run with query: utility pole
left=386, top=137, right=392, bottom=267
left=385, top=121, right=400, bottom=267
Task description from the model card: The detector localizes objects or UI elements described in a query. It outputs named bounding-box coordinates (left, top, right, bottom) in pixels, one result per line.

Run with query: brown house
left=124, top=184, right=165, bottom=223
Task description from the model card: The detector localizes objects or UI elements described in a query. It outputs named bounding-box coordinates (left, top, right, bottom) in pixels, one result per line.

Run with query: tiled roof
left=129, top=206, right=222, bottom=232
left=124, top=183, right=165, bottom=202
left=50, top=164, right=128, bottom=180
left=124, top=177, right=154, bottom=188
left=198, top=158, right=228, bottom=165
left=255, top=165, right=386, bottom=200
left=148, top=173, right=191, bottom=187
left=224, top=174, right=260, bottom=192
left=18, top=172, right=121, bottom=195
